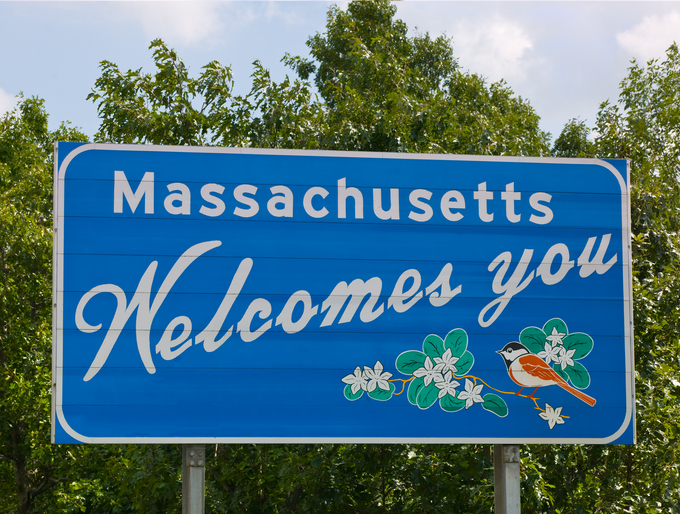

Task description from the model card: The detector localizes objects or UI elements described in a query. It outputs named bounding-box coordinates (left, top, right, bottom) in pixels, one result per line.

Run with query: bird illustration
left=497, top=341, right=596, bottom=407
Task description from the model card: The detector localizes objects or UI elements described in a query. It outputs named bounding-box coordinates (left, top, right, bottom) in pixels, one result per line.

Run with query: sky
left=1, top=1, right=680, bottom=143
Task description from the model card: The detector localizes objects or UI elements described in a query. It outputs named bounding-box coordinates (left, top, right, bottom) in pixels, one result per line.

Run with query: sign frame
left=53, top=143, right=635, bottom=444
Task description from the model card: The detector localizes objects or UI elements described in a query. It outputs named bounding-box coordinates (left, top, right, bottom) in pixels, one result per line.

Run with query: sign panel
left=53, top=143, right=634, bottom=444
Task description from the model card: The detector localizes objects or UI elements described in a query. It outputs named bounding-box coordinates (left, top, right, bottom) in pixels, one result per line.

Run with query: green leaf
left=416, top=382, right=440, bottom=410
left=482, top=393, right=508, bottom=417
left=554, top=365, right=569, bottom=382
left=368, top=382, right=396, bottom=401
left=520, top=327, right=547, bottom=354
left=455, top=351, right=475, bottom=375
left=562, top=333, right=594, bottom=359
left=444, top=328, right=468, bottom=358
left=565, top=361, right=591, bottom=389
left=344, top=384, right=364, bottom=401
left=543, top=318, right=568, bottom=338
left=423, top=334, right=445, bottom=359
left=440, top=393, right=466, bottom=412
left=396, top=350, right=426, bottom=375
left=407, top=377, right=425, bottom=405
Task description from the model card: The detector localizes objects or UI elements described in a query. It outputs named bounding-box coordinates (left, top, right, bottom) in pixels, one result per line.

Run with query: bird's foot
left=527, top=387, right=541, bottom=399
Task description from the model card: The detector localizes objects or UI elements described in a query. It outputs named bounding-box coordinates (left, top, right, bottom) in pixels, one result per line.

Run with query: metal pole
left=182, top=444, right=205, bottom=514
left=494, top=444, right=520, bottom=514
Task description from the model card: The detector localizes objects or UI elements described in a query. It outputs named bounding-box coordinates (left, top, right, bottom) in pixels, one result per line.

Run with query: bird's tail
left=559, top=382, right=596, bottom=407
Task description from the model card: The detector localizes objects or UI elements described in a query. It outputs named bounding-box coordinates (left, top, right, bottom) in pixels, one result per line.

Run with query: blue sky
left=2, top=1, right=680, bottom=142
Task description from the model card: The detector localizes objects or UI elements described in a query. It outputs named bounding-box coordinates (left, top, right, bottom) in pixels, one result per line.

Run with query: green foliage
left=4, top=0, right=680, bottom=511
left=88, top=39, right=324, bottom=150
left=0, top=96, right=87, bottom=514
left=305, top=0, right=549, bottom=155
left=88, top=39, right=235, bottom=146
left=593, top=42, right=680, bottom=514
left=89, top=1, right=549, bottom=157
left=205, top=443, right=495, bottom=513
left=551, top=118, right=595, bottom=158
left=236, top=60, right=326, bottom=150
left=531, top=43, right=680, bottom=513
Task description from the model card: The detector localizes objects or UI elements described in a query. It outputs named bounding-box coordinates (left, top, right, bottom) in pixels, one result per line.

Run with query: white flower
left=363, top=361, right=393, bottom=392
left=557, top=347, right=576, bottom=370
left=341, top=366, right=367, bottom=395
left=433, top=348, right=460, bottom=374
left=413, top=356, right=445, bottom=386
left=539, top=403, right=565, bottom=429
left=537, top=341, right=561, bottom=365
left=434, top=371, right=460, bottom=399
left=546, top=327, right=566, bottom=346
left=457, top=378, right=484, bottom=409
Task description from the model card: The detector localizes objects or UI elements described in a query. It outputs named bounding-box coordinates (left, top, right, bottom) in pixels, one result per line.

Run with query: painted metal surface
left=53, top=143, right=634, bottom=444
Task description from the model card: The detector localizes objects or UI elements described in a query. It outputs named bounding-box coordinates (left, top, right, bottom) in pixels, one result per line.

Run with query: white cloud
left=0, top=88, right=17, bottom=116
left=617, top=11, right=680, bottom=61
left=121, top=2, right=225, bottom=46
left=452, top=16, right=534, bottom=83
left=264, top=2, right=305, bottom=25
left=115, top=2, right=314, bottom=49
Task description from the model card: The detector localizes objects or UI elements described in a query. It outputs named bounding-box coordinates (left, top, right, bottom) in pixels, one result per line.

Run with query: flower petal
left=377, top=379, right=390, bottom=391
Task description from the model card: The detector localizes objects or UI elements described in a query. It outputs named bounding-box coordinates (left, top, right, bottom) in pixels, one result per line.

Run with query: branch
left=206, top=461, right=235, bottom=501
left=30, top=476, right=65, bottom=497
left=286, top=486, right=303, bottom=512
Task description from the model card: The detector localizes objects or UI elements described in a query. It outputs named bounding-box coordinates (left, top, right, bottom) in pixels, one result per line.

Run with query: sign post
left=494, top=444, right=520, bottom=514
left=182, top=444, right=205, bottom=514
left=53, top=143, right=634, bottom=447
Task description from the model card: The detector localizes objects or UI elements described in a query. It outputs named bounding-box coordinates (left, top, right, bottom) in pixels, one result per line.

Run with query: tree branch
left=206, top=461, right=235, bottom=501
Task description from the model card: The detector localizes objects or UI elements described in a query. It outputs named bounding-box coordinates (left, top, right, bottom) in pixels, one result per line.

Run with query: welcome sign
left=53, top=143, right=634, bottom=444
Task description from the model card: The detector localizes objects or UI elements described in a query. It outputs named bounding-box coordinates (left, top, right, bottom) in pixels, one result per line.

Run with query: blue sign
left=53, top=143, right=634, bottom=444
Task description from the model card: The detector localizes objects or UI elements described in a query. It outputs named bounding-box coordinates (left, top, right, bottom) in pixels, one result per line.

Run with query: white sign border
left=52, top=143, right=634, bottom=444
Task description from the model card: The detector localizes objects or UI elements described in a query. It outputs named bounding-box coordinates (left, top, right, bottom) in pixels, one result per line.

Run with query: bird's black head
left=496, top=341, right=530, bottom=365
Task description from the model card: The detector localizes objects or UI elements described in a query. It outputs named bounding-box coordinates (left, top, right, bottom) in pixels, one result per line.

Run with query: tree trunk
left=11, top=423, right=33, bottom=514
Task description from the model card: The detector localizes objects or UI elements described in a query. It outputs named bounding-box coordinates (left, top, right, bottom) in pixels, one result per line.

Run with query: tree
left=87, top=40, right=234, bottom=146
left=7, top=1, right=675, bottom=511
left=0, top=97, right=184, bottom=514
left=14, top=1, right=674, bottom=510
left=0, top=96, right=88, bottom=514
left=595, top=43, right=680, bottom=513
left=88, top=39, right=325, bottom=150
left=551, top=117, right=595, bottom=158
left=85, top=2, right=552, bottom=512
left=79, top=2, right=680, bottom=512
left=523, top=43, right=680, bottom=513
left=305, top=1, right=550, bottom=155
left=89, top=2, right=549, bottom=158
